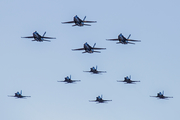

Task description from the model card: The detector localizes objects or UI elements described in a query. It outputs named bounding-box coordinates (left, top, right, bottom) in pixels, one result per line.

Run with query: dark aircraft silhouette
left=117, top=75, right=140, bottom=84
left=89, top=95, right=112, bottom=103
left=21, top=31, right=56, bottom=42
left=57, top=75, right=81, bottom=83
left=106, top=33, right=141, bottom=44
left=84, top=66, right=106, bottom=74
left=62, top=15, right=97, bottom=27
left=8, top=90, right=31, bottom=98
left=72, top=42, right=106, bottom=53
left=150, top=91, right=173, bottom=99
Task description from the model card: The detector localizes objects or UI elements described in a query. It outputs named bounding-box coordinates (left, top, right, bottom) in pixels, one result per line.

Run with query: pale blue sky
left=0, top=0, right=180, bottom=120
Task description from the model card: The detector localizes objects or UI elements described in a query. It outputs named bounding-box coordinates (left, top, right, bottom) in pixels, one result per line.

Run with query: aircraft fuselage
left=118, top=33, right=128, bottom=44
left=74, top=15, right=83, bottom=26
left=33, top=31, right=43, bottom=42
left=84, top=42, right=93, bottom=53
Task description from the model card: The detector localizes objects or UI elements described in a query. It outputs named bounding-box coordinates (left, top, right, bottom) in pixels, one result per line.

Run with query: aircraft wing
left=106, top=39, right=119, bottom=41
left=21, top=36, right=34, bottom=38
left=131, top=80, right=140, bottom=82
left=83, top=21, right=97, bottom=23
left=83, top=71, right=91, bottom=72
left=164, top=96, right=173, bottom=98
left=117, top=80, right=125, bottom=82
left=57, top=81, right=65, bottom=82
left=150, top=96, right=158, bottom=97
left=93, top=48, right=106, bottom=50
left=71, top=80, right=81, bottom=82
left=62, top=21, right=75, bottom=24
left=89, top=100, right=97, bottom=102
left=72, top=48, right=85, bottom=51
left=22, top=96, right=31, bottom=98
left=8, top=95, right=15, bottom=97
left=97, top=71, right=106, bottom=73
left=103, top=100, right=112, bottom=102
left=42, top=37, right=56, bottom=39
left=128, top=39, right=141, bottom=42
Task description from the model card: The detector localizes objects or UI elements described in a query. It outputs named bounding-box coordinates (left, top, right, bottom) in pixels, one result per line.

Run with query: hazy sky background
left=0, top=0, right=180, bottom=120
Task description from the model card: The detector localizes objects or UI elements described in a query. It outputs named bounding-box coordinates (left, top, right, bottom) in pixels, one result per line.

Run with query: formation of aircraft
left=150, top=91, right=173, bottom=99
left=83, top=66, right=106, bottom=74
left=8, top=90, right=31, bottom=98
left=117, top=75, right=140, bottom=84
left=57, top=75, right=81, bottom=83
left=21, top=31, right=56, bottom=42
left=106, top=33, right=141, bottom=44
left=72, top=42, right=106, bottom=53
left=62, top=15, right=97, bottom=27
left=89, top=95, right=112, bottom=103
left=17, top=15, right=174, bottom=103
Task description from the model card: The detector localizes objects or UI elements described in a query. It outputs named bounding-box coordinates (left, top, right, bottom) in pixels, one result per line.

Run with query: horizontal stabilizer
left=93, top=51, right=101, bottom=53
left=127, top=42, right=135, bottom=44
left=43, top=40, right=51, bottom=42
left=83, top=24, right=91, bottom=26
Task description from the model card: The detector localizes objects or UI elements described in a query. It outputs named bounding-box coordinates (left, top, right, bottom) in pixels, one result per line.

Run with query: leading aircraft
left=106, top=33, right=141, bottom=44
left=57, top=75, right=81, bottom=83
left=89, top=95, right=112, bottom=103
left=150, top=91, right=173, bottom=99
left=8, top=90, right=31, bottom=98
left=62, top=15, right=97, bottom=27
left=72, top=42, right=106, bottom=53
left=21, top=31, right=56, bottom=42
left=83, top=66, right=106, bottom=74
left=117, top=75, right=140, bottom=84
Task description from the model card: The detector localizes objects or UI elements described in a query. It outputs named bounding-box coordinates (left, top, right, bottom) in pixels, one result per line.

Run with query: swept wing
left=72, top=48, right=85, bottom=51
left=62, top=21, right=75, bottom=24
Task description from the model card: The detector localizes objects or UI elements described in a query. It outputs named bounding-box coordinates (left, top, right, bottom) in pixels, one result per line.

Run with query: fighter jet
left=21, top=31, right=56, bottom=42
left=150, top=91, right=173, bottom=99
left=62, top=15, right=97, bottom=27
left=57, top=75, right=81, bottom=83
left=83, top=66, right=106, bottom=74
left=106, top=33, right=141, bottom=44
left=117, top=75, right=140, bottom=84
left=8, top=90, right=31, bottom=98
left=89, top=95, right=112, bottom=103
left=72, top=42, right=106, bottom=53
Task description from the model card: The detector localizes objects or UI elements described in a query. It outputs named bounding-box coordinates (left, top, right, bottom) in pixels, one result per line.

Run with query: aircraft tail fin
left=43, top=32, right=46, bottom=37
left=93, top=43, right=96, bottom=48
left=83, top=16, right=86, bottom=21
left=127, top=34, right=131, bottom=39
left=20, top=90, right=22, bottom=95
